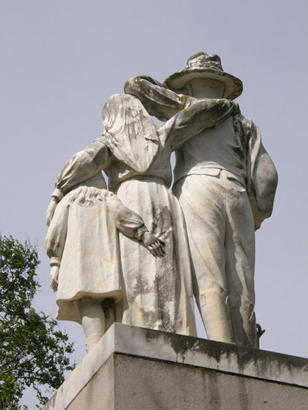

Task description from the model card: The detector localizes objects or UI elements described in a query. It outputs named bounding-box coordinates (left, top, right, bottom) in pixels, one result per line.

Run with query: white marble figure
left=124, top=52, right=278, bottom=347
left=45, top=173, right=164, bottom=352
left=46, top=92, right=236, bottom=340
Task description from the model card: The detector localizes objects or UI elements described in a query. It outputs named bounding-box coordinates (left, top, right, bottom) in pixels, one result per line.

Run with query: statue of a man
left=124, top=51, right=278, bottom=347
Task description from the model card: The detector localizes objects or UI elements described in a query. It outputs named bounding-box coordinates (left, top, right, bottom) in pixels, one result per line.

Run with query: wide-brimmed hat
left=163, top=52, right=243, bottom=100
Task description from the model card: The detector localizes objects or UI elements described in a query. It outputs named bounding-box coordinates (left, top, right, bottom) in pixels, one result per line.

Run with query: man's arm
left=161, top=97, right=235, bottom=150
left=124, top=76, right=190, bottom=121
left=242, top=117, right=278, bottom=229
left=125, top=75, right=235, bottom=149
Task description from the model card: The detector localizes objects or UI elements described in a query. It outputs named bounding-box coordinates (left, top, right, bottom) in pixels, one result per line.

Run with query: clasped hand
left=142, top=231, right=165, bottom=257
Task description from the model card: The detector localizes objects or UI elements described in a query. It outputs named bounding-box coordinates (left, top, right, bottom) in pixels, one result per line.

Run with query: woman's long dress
left=111, top=148, right=196, bottom=335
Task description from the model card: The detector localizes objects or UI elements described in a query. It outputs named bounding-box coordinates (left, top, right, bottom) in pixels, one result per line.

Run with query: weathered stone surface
left=46, top=92, right=234, bottom=351
left=46, top=52, right=278, bottom=351
left=43, top=324, right=308, bottom=409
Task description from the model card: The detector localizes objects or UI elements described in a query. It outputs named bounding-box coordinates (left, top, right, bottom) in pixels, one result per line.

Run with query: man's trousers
left=173, top=169, right=258, bottom=347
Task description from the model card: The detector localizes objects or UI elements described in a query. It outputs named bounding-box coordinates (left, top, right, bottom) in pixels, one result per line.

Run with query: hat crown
left=186, top=52, right=223, bottom=72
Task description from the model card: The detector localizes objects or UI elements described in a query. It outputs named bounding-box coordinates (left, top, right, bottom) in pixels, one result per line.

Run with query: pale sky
left=1, top=0, right=308, bottom=407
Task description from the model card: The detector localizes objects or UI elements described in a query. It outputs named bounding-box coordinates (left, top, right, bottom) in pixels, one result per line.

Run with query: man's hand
left=50, top=265, right=59, bottom=291
left=142, top=232, right=165, bottom=257
left=46, top=197, right=58, bottom=226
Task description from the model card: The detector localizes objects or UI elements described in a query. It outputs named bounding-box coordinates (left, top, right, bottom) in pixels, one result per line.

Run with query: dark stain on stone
left=143, top=327, right=308, bottom=385
left=128, top=275, right=151, bottom=302
left=207, top=370, right=221, bottom=410
left=236, top=376, right=249, bottom=409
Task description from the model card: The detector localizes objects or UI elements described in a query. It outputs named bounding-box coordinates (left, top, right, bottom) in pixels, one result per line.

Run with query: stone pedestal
left=44, top=324, right=308, bottom=410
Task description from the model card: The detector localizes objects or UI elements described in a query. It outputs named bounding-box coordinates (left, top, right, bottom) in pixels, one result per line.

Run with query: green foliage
left=0, top=236, right=74, bottom=409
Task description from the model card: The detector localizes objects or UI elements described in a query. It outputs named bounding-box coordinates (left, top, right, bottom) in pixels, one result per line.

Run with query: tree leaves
left=0, top=236, right=74, bottom=409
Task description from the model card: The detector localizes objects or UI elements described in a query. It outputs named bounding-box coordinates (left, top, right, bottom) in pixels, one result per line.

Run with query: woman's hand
left=142, top=232, right=165, bottom=257
left=50, top=266, right=59, bottom=291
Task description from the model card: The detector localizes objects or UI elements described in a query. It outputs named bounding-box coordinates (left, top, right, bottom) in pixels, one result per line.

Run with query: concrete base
left=44, top=324, right=308, bottom=410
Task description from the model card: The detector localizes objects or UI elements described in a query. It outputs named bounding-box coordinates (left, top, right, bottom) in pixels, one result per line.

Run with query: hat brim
left=163, top=68, right=243, bottom=100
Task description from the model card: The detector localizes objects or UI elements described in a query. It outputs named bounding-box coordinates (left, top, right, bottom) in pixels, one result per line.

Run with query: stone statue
left=124, top=51, right=278, bottom=347
left=46, top=92, right=235, bottom=348
left=45, top=173, right=165, bottom=352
